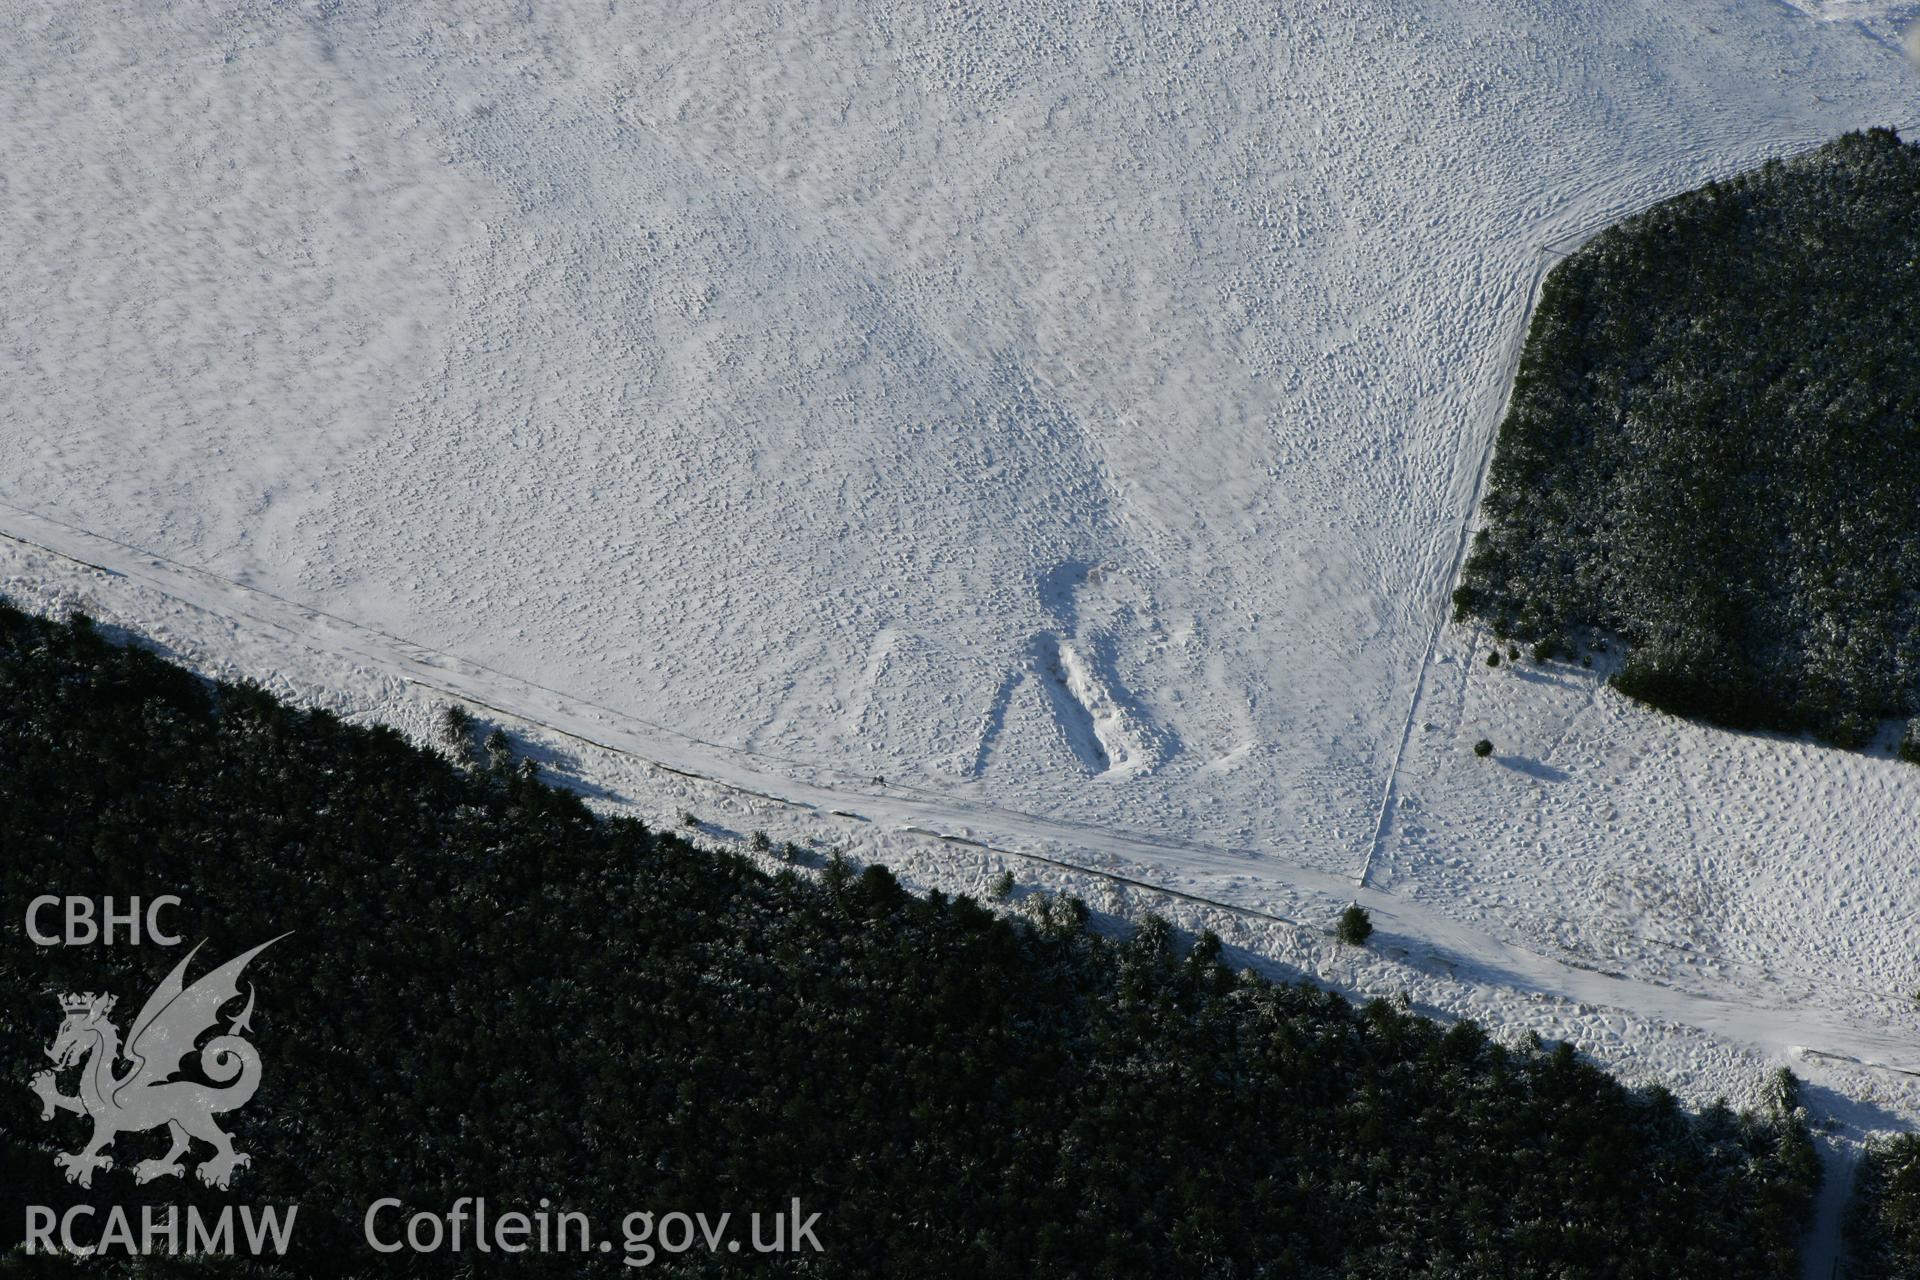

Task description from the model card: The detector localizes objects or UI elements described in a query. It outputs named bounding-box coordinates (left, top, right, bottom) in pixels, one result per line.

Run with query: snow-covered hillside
left=6, top=0, right=1920, bottom=1138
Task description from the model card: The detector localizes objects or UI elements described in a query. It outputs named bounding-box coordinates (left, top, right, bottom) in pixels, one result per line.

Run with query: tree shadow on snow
left=1497, top=754, right=1570, bottom=783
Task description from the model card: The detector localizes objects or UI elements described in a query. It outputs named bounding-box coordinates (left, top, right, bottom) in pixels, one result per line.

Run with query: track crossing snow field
left=6, top=501, right=1920, bottom=1090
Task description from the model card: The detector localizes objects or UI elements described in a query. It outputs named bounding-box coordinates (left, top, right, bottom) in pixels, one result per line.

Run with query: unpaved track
left=6, top=498, right=1918, bottom=1088
left=1, top=482, right=1903, bottom=1276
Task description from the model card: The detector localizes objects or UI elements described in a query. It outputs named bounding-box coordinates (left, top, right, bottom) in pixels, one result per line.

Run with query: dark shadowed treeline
left=1456, top=129, right=1920, bottom=749
left=1847, top=1135, right=1920, bottom=1279
left=0, top=604, right=1819, bottom=1277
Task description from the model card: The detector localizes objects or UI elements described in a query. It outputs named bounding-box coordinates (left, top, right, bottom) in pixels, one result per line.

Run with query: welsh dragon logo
left=29, top=936, right=285, bottom=1190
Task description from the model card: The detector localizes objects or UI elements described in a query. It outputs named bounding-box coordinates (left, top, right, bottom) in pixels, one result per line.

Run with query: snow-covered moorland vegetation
left=4, top=1, right=1915, bottom=880
left=1456, top=129, right=1920, bottom=750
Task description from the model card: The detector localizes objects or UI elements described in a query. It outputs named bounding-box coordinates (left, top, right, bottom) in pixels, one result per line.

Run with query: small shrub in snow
left=823, top=850, right=854, bottom=894
left=1473, top=739, right=1494, bottom=758
left=1189, top=930, right=1224, bottom=966
left=1337, top=904, right=1374, bottom=946
left=483, top=726, right=511, bottom=771
left=436, top=704, right=476, bottom=760
left=1763, top=1067, right=1803, bottom=1120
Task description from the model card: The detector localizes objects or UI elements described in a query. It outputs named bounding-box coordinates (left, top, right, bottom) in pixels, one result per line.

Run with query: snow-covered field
left=8, top=0, right=1920, bottom=1199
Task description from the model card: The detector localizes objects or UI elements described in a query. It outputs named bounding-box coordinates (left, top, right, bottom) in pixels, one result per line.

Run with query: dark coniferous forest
left=0, top=603, right=1822, bottom=1277
left=1848, top=1135, right=1920, bottom=1279
left=1454, top=128, right=1920, bottom=748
